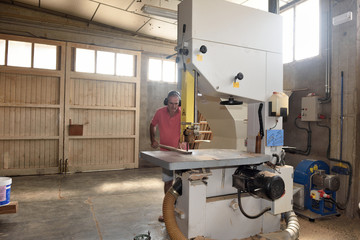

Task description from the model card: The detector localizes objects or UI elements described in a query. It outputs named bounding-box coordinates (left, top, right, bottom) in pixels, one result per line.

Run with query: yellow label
left=233, top=82, right=239, bottom=88
left=186, top=58, right=191, bottom=64
left=197, top=54, right=203, bottom=61
left=314, top=165, right=318, bottom=170
left=310, top=167, right=313, bottom=173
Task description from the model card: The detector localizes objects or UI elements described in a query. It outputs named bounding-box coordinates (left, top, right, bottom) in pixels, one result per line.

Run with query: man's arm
left=150, top=123, right=159, bottom=149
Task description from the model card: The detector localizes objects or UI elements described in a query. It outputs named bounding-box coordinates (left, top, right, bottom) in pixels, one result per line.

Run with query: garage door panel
left=69, top=138, right=135, bottom=168
left=69, top=109, right=135, bottom=136
left=0, top=36, right=140, bottom=175
left=0, top=140, right=59, bottom=169
left=0, top=107, right=59, bottom=137
left=0, top=73, right=60, bottom=105
left=0, top=34, right=65, bottom=175
left=65, top=43, right=140, bottom=172
left=69, top=78, right=136, bottom=107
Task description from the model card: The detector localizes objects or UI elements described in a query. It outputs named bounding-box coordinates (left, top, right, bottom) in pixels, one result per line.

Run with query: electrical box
left=301, top=96, right=320, bottom=121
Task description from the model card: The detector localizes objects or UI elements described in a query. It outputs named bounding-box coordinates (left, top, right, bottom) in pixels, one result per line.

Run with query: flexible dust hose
left=162, top=178, right=187, bottom=240
left=284, top=211, right=300, bottom=240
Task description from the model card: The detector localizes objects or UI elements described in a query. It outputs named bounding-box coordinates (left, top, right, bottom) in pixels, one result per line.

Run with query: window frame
left=73, top=46, right=137, bottom=77
left=280, top=0, right=320, bottom=64
left=147, top=57, right=177, bottom=83
left=0, top=34, right=61, bottom=71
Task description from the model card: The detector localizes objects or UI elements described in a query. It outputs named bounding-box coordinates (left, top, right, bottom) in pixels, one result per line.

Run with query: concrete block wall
left=330, top=0, right=359, bottom=218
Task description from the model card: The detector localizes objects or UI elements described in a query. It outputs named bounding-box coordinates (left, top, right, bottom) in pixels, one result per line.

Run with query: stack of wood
left=190, top=112, right=213, bottom=149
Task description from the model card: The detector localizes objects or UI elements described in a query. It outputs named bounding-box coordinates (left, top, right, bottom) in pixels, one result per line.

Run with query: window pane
left=116, top=53, right=134, bottom=77
left=163, top=60, right=176, bottom=83
left=281, top=8, right=294, bottom=64
left=34, top=43, right=57, bottom=70
left=8, top=40, right=32, bottom=68
left=0, top=40, right=5, bottom=65
left=96, top=50, right=115, bottom=75
left=295, top=0, right=319, bottom=61
left=148, top=59, right=162, bottom=81
left=242, top=0, right=268, bottom=12
left=75, top=48, right=95, bottom=73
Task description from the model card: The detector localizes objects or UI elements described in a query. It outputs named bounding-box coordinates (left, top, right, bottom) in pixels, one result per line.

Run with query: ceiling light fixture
left=141, top=4, right=178, bottom=20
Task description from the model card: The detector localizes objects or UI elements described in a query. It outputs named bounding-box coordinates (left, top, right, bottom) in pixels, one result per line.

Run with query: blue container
left=0, top=177, right=12, bottom=206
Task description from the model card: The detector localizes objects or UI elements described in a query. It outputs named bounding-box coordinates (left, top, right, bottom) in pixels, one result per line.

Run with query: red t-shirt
left=151, top=106, right=181, bottom=148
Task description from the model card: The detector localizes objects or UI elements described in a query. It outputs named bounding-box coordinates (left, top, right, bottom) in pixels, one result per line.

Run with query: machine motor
left=312, top=169, right=340, bottom=192
left=232, top=166, right=285, bottom=201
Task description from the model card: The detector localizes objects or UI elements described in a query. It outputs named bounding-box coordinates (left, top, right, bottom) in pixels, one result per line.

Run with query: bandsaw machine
left=140, top=0, right=299, bottom=239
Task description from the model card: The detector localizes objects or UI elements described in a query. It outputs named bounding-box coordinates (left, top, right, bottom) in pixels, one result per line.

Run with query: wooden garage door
left=0, top=35, right=140, bottom=175
left=64, top=43, right=141, bottom=172
left=0, top=34, right=66, bottom=175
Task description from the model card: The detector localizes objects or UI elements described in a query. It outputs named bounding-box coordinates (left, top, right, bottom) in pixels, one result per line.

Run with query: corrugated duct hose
left=284, top=211, right=300, bottom=240
left=163, top=177, right=187, bottom=240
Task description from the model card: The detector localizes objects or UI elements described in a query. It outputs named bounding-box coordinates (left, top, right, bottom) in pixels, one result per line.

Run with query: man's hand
left=151, top=140, right=159, bottom=149
left=178, top=142, right=188, bottom=150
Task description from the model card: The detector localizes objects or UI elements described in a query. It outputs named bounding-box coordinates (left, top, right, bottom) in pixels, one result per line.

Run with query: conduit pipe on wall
left=319, top=2, right=332, bottom=103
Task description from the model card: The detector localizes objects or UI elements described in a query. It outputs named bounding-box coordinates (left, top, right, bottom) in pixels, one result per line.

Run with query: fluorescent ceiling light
left=141, top=5, right=177, bottom=20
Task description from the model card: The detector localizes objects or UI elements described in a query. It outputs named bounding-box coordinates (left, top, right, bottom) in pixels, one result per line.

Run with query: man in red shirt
left=150, top=90, right=181, bottom=222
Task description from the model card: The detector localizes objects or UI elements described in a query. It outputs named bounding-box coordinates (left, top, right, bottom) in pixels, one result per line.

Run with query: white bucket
left=0, top=177, right=12, bottom=206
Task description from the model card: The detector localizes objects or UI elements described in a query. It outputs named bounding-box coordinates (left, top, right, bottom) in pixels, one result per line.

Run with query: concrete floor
left=0, top=167, right=359, bottom=240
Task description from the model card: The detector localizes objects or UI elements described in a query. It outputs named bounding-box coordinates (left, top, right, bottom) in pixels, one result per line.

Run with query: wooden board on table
left=0, top=201, right=18, bottom=214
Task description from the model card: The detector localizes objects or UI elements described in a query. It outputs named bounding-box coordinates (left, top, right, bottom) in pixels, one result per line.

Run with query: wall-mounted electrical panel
left=301, top=95, right=320, bottom=121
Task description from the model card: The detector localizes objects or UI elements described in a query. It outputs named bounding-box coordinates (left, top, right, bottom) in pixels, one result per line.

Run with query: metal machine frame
left=141, top=0, right=299, bottom=239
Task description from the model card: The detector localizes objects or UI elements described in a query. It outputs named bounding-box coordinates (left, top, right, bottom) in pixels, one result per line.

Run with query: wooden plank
left=24, top=140, right=30, bottom=169
left=10, top=73, right=16, bottom=104
left=9, top=107, right=15, bottom=136
left=63, top=42, right=72, bottom=171
left=0, top=136, right=59, bottom=140
left=0, top=108, right=4, bottom=136
left=0, top=73, right=4, bottom=103
left=0, top=167, right=59, bottom=175
left=159, top=144, right=192, bottom=154
left=0, top=67, right=64, bottom=78
left=0, top=141, right=3, bottom=169
left=79, top=78, right=84, bottom=106
left=19, top=138, right=25, bottom=169
left=19, top=107, right=25, bottom=137
left=4, top=74, right=10, bottom=103
left=50, top=140, right=57, bottom=168
left=25, top=75, right=31, bottom=104
left=39, top=134, right=45, bottom=168
left=4, top=107, right=10, bottom=136
left=74, top=78, right=79, bottom=106
left=0, top=201, right=18, bottom=215
left=3, top=141, right=9, bottom=169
